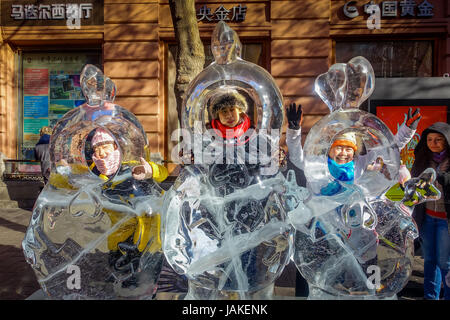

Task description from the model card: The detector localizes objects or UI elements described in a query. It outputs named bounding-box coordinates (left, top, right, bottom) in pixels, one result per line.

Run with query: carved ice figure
left=162, top=22, right=293, bottom=300
left=288, top=57, right=430, bottom=299
left=22, top=65, right=167, bottom=299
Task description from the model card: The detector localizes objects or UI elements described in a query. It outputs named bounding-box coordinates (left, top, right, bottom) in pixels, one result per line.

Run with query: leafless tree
left=169, top=0, right=205, bottom=121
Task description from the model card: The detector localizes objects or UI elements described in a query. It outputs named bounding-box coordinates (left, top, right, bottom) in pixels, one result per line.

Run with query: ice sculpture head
left=80, top=64, right=117, bottom=106
left=50, top=103, right=147, bottom=186
left=211, top=21, right=242, bottom=65
left=315, top=56, right=375, bottom=112
left=182, top=22, right=283, bottom=139
left=304, top=58, right=398, bottom=196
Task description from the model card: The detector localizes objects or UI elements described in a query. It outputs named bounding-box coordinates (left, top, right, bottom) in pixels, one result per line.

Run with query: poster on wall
left=375, top=104, right=449, bottom=170
left=21, top=52, right=101, bottom=159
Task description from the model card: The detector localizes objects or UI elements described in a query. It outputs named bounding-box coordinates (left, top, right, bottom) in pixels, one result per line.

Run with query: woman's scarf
left=92, top=148, right=121, bottom=176
left=211, top=114, right=251, bottom=140
left=327, top=157, right=355, bottom=182
left=433, top=149, right=447, bottom=164
left=320, top=158, right=355, bottom=196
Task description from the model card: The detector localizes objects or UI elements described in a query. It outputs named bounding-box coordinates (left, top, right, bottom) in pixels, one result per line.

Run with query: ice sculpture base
left=184, top=281, right=275, bottom=300
left=307, top=286, right=398, bottom=300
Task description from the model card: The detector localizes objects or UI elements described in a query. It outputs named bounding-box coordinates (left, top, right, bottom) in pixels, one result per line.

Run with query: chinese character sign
left=343, top=0, right=434, bottom=19
left=11, top=3, right=92, bottom=20
left=1, top=0, right=102, bottom=26
left=197, top=4, right=247, bottom=23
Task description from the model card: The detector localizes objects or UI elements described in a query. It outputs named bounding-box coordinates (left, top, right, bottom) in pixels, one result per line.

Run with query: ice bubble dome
left=22, top=65, right=164, bottom=299
left=182, top=21, right=284, bottom=135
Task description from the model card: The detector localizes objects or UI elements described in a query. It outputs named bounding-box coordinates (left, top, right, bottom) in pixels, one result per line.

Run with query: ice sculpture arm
left=286, top=127, right=304, bottom=170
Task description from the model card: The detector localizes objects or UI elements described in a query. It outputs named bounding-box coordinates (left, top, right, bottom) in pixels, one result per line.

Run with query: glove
left=286, top=102, right=303, bottom=130
left=132, top=157, right=153, bottom=180
left=405, top=107, right=421, bottom=130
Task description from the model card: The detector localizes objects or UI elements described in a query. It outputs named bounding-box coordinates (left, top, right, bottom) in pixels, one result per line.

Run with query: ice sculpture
left=22, top=65, right=165, bottom=299
left=288, top=57, right=429, bottom=299
left=162, top=22, right=293, bottom=300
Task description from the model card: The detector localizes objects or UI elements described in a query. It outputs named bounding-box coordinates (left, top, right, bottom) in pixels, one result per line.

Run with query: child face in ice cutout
left=328, top=145, right=355, bottom=165
left=91, top=129, right=121, bottom=176
left=427, top=132, right=446, bottom=153
left=93, top=143, right=116, bottom=159
left=217, top=105, right=241, bottom=127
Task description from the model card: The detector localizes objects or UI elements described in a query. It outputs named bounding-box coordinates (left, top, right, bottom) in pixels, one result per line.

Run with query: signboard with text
left=196, top=3, right=247, bottom=23
left=342, top=0, right=435, bottom=19
left=21, top=52, right=101, bottom=160
left=1, top=0, right=103, bottom=26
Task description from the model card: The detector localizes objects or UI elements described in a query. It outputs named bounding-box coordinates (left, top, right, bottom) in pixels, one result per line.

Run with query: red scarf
left=211, top=114, right=251, bottom=141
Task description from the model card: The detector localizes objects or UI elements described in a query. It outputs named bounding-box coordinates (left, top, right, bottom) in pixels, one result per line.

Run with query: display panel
left=21, top=52, right=101, bottom=159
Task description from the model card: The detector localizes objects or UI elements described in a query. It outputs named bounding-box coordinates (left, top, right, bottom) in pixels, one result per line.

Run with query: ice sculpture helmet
left=49, top=65, right=148, bottom=187
left=304, top=56, right=399, bottom=196
left=182, top=22, right=284, bottom=140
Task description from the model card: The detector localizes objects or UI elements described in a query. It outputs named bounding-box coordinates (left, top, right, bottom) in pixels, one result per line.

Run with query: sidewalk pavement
left=0, top=208, right=40, bottom=299
left=0, top=207, right=425, bottom=300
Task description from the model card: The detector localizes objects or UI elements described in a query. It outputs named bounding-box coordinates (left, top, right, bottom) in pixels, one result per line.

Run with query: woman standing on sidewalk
left=411, top=122, right=450, bottom=300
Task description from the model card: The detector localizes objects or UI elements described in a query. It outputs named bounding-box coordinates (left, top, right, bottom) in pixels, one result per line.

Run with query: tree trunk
left=169, top=0, right=205, bottom=122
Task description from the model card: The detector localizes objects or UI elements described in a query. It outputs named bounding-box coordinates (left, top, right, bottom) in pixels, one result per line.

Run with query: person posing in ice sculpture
left=209, top=93, right=252, bottom=141
left=181, top=91, right=286, bottom=170
left=50, top=127, right=169, bottom=287
left=88, top=128, right=168, bottom=287
left=410, top=122, right=450, bottom=300
left=89, top=128, right=167, bottom=181
left=285, top=103, right=421, bottom=195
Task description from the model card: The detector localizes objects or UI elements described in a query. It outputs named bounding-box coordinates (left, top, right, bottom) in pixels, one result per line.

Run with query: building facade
left=1, top=0, right=449, bottom=174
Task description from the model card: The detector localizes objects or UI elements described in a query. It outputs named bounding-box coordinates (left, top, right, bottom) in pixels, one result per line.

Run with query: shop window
left=20, top=51, right=101, bottom=160
left=166, top=42, right=265, bottom=171
left=335, top=40, right=433, bottom=77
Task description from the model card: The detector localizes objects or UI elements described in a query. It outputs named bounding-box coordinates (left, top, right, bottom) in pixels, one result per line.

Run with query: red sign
left=376, top=105, right=448, bottom=169
left=24, top=68, right=49, bottom=95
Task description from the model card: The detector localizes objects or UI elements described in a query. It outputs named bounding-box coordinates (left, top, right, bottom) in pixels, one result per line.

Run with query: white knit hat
left=92, top=128, right=115, bottom=147
left=331, top=132, right=357, bottom=152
